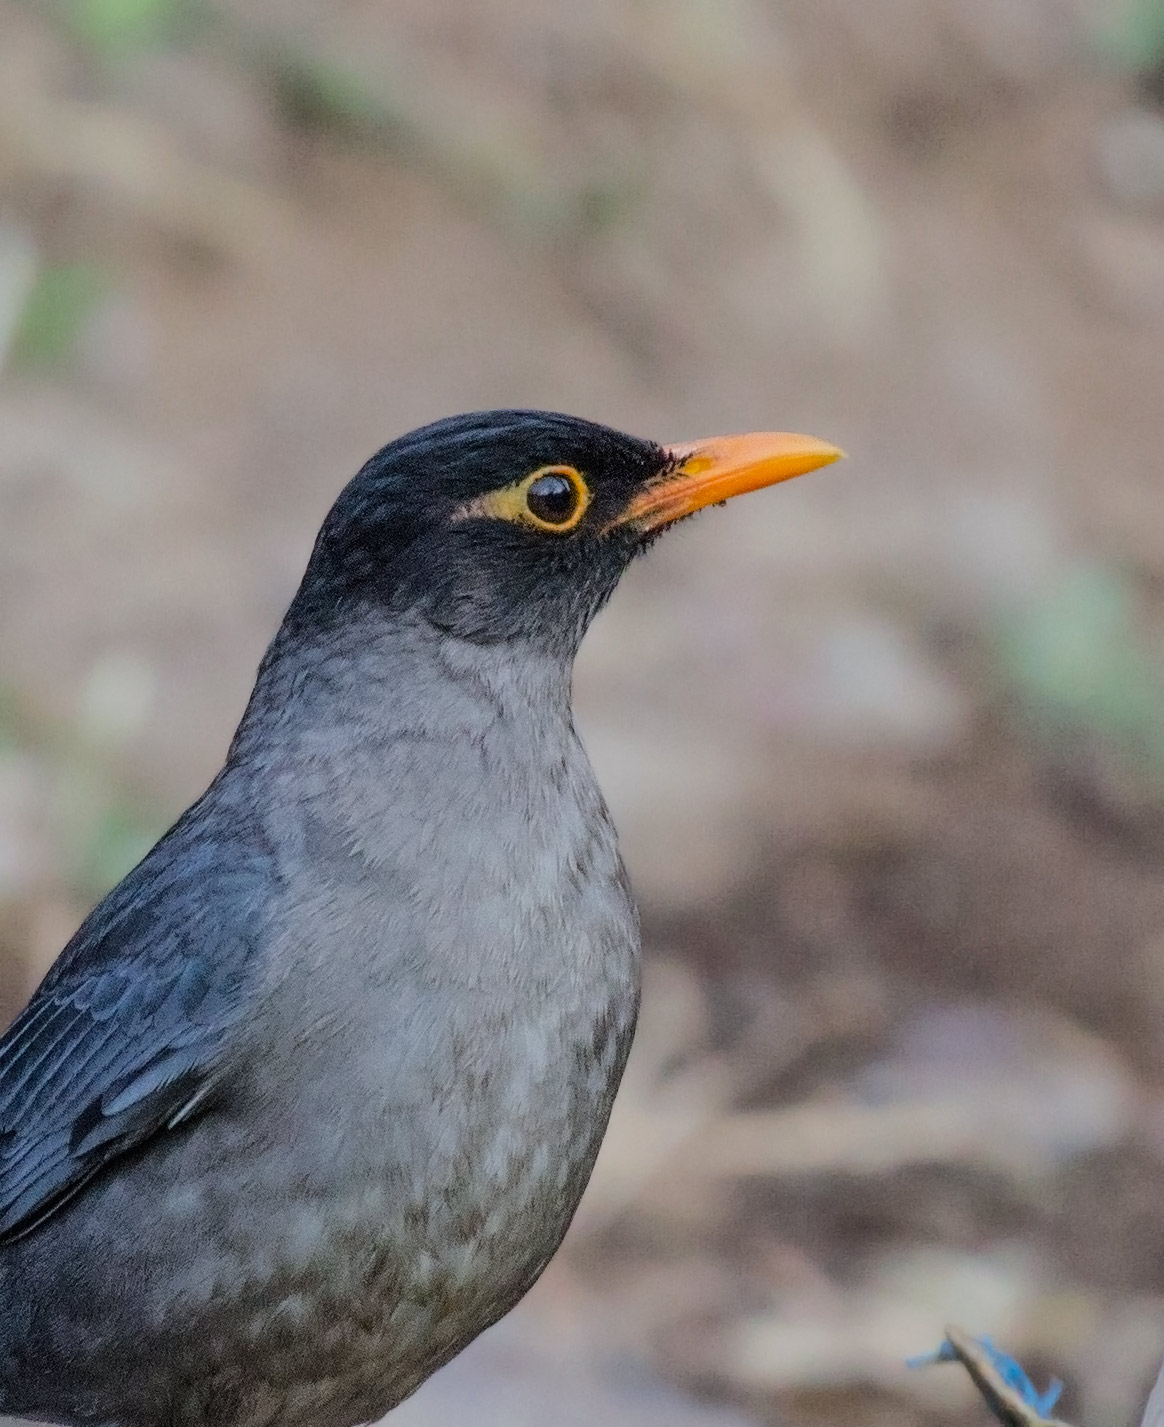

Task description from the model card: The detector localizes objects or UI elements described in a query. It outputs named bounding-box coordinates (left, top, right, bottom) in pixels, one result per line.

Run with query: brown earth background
left=5, top=1, right=1164, bottom=1423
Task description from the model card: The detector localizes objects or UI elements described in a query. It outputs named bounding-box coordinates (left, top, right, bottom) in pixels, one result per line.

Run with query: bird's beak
left=615, top=431, right=844, bottom=533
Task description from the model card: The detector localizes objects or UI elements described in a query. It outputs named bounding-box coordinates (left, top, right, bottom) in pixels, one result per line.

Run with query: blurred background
left=5, top=0, right=1164, bottom=1423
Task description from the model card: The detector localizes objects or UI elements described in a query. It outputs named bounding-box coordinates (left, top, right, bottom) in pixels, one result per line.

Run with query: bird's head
left=291, top=410, right=842, bottom=654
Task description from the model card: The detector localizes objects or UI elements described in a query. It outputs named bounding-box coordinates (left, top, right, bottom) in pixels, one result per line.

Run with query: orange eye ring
left=452, top=464, right=592, bottom=533
left=518, top=465, right=590, bottom=532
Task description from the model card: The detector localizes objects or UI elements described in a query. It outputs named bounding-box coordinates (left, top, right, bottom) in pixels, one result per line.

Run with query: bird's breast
left=195, top=701, right=642, bottom=1418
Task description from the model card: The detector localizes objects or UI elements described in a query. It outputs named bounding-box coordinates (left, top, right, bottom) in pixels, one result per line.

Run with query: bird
left=0, top=409, right=842, bottom=1427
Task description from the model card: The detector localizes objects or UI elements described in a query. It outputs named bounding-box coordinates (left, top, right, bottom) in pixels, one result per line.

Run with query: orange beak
left=616, top=431, right=844, bottom=533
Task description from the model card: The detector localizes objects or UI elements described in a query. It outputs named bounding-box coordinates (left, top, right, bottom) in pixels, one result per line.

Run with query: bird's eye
left=453, top=464, right=591, bottom=532
left=519, top=466, right=589, bottom=532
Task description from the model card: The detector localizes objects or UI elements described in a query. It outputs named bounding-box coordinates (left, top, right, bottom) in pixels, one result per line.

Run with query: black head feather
left=287, top=410, right=667, bottom=651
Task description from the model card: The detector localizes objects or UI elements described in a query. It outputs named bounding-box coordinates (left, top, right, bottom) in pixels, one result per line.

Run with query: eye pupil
left=526, top=473, right=579, bottom=525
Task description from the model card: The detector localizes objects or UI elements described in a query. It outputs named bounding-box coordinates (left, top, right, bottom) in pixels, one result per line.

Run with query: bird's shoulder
left=0, top=781, right=278, bottom=1242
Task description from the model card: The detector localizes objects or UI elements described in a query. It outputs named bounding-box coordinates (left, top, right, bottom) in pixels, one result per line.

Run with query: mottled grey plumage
left=0, top=409, right=840, bottom=1427
left=2, top=614, right=635, bottom=1427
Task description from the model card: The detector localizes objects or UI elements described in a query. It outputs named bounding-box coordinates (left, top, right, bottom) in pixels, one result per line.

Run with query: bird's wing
left=0, top=804, right=272, bottom=1242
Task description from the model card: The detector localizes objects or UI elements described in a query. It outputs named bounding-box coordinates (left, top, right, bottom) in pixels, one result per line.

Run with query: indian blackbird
left=0, top=410, right=841, bottom=1427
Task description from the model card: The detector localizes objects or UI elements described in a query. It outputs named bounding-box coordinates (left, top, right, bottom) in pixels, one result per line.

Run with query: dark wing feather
left=0, top=794, right=275, bottom=1241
